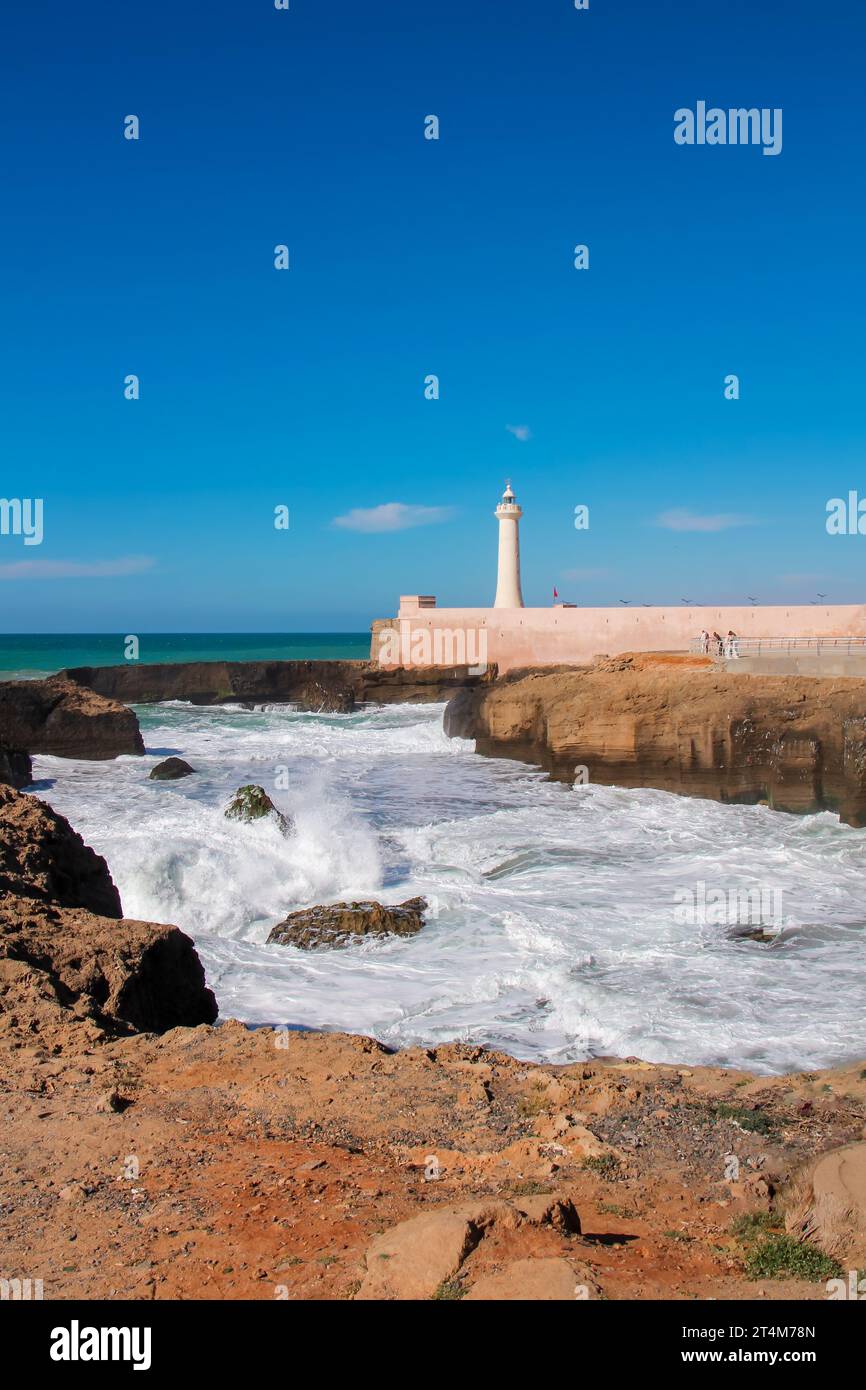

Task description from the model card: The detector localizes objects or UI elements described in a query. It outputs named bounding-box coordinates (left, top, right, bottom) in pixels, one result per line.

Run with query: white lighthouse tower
left=493, top=481, right=525, bottom=608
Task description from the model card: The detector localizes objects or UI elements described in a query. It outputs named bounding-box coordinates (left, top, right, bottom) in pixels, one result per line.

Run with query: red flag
left=553, top=587, right=559, bottom=600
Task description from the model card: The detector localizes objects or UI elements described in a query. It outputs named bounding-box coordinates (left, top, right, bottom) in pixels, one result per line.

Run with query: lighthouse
left=493, top=481, right=525, bottom=608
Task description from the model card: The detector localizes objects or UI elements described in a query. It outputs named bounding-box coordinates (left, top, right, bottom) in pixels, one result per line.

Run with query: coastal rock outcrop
left=0, top=784, right=122, bottom=917
left=225, top=784, right=293, bottom=835
left=0, top=900, right=218, bottom=1036
left=0, top=786, right=217, bottom=1036
left=0, top=677, right=144, bottom=761
left=444, top=656, right=866, bottom=827
left=150, top=756, right=196, bottom=781
left=0, top=747, right=31, bottom=789
left=267, top=896, right=427, bottom=949
left=54, top=658, right=494, bottom=708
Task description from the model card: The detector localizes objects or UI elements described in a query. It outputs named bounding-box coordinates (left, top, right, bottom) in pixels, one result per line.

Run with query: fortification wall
left=373, top=603, right=866, bottom=673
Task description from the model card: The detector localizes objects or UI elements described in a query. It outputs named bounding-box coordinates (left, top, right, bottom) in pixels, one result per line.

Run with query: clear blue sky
left=1, top=0, right=864, bottom=631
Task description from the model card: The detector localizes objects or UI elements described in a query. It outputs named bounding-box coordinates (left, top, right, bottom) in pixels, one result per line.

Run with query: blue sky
left=1, top=0, right=865, bottom=631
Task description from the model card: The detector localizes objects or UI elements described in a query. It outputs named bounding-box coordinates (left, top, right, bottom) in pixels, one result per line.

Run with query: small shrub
left=730, top=1211, right=777, bottom=1243
left=582, top=1154, right=622, bottom=1180
left=744, top=1234, right=841, bottom=1282
left=599, top=1202, right=637, bottom=1218
left=713, top=1102, right=773, bottom=1136
left=508, top=1180, right=553, bottom=1197
left=432, top=1279, right=466, bottom=1300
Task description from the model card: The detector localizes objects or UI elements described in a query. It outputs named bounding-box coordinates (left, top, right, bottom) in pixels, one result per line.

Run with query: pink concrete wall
left=377, top=603, right=866, bottom=673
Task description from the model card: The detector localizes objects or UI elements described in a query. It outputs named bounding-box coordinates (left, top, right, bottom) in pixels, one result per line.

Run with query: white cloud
left=0, top=555, right=156, bottom=580
left=332, top=503, right=454, bottom=534
left=506, top=424, right=532, bottom=442
left=655, top=509, right=755, bottom=533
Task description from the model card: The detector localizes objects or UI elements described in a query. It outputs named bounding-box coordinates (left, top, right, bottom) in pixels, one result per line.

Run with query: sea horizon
left=0, top=631, right=372, bottom=680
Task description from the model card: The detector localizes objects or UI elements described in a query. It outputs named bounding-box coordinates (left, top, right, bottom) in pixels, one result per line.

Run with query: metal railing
left=689, top=635, right=866, bottom=657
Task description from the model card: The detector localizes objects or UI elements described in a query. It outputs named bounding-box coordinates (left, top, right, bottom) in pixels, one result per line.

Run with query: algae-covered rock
left=225, top=784, right=292, bottom=836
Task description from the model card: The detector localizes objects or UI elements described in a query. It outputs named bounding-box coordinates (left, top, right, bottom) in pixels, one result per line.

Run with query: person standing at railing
left=725, top=630, right=739, bottom=658
left=698, top=628, right=709, bottom=654
left=712, top=630, right=724, bottom=656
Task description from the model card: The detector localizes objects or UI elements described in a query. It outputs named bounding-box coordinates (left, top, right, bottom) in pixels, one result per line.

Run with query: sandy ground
left=2, top=1019, right=864, bottom=1301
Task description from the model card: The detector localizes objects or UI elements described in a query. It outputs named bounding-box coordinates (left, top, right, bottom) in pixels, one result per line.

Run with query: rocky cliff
left=444, top=654, right=866, bottom=826
left=0, top=677, right=144, bottom=760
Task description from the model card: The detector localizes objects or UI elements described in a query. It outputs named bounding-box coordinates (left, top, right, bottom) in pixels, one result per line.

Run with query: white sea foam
left=31, top=699, right=866, bottom=1074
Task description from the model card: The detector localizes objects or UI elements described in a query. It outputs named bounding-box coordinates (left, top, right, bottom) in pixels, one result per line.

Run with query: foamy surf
left=31, top=699, right=866, bottom=1075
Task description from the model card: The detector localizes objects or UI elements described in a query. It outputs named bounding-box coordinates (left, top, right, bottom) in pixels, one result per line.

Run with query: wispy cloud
left=332, top=502, right=454, bottom=534
left=506, top=424, right=532, bottom=442
left=0, top=555, right=156, bottom=580
left=655, top=509, right=755, bottom=533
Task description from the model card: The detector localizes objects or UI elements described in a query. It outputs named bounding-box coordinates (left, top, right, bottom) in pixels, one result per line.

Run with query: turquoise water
left=0, top=633, right=370, bottom=679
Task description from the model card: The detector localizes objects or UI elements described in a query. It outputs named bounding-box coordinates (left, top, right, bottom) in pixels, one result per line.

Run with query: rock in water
left=268, top=896, right=427, bottom=949
left=225, top=784, right=292, bottom=835
left=0, top=677, right=144, bottom=760
left=149, top=757, right=196, bottom=781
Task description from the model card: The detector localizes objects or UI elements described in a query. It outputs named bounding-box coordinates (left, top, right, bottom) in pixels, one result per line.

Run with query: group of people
left=699, top=629, right=739, bottom=658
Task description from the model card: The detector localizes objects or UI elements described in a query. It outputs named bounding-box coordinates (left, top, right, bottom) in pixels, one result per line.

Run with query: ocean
left=27, top=693, right=866, bottom=1076
left=0, top=632, right=371, bottom=680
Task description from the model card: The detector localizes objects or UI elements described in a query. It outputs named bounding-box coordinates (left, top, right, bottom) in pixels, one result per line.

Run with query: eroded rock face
left=54, top=658, right=494, bottom=707
left=0, top=785, right=122, bottom=917
left=0, top=786, right=217, bottom=1036
left=0, top=748, right=31, bottom=789
left=445, top=657, right=866, bottom=826
left=292, top=682, right=355, bottom=714
left=225, top=784, right=292, bottom=835
left=149, top=757, right=195, bottom=781
left=0, top=900, right=218, bottom=1036
left=0, top=678, right=144, bottom=761
left=267, top=896, right=427, bottom=949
